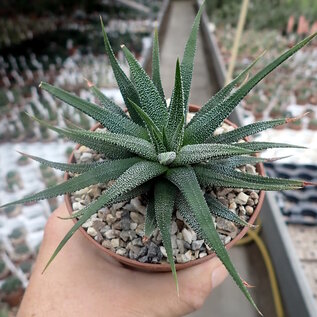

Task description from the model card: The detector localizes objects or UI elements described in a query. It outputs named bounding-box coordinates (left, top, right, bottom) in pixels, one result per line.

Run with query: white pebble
left=182, top=228, right=193, bottom=244
left=235, top=192, right=249, bottom=205
left=87, top=227, right=98, bottom=237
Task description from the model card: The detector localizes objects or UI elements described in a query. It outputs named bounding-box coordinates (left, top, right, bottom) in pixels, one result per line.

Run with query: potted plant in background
left=0, top=276, right=24, bottom=307
left=1, top=2, right=316, bottom=314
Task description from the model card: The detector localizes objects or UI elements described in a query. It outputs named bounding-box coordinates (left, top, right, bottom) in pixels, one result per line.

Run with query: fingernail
left=211, top=264, right=228, bottom=289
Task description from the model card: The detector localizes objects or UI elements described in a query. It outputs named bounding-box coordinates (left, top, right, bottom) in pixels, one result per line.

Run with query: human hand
left=17, top=203, right=228, bottom=317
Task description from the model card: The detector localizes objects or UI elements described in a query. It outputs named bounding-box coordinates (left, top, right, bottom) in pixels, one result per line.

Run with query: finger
left=125, top=257, right=228, bottom=317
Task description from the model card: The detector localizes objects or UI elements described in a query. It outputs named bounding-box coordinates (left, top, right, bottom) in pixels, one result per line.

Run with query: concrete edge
left=142, top=0, right=171, bottom=72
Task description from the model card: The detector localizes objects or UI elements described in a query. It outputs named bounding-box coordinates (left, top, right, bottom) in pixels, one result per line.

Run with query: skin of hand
left=17, top=203, right=228, bottom=317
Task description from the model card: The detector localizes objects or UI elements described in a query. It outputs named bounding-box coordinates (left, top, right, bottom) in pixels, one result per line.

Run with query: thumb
left=176, top=257, right=228, bottom=313
left=145, top=257, right=228, bottom=317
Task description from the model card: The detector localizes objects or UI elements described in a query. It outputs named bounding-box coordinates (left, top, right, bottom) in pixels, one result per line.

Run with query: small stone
left=92, top=220, right=105, bottom=231
left=229, top=201, right=237, bottom=211
left=104, top=229, right=116, bottom=239
left=87, top=186, right=101, bottom=198
left=112, top=221, right=122, bottom=230
left=176, top=250, right=192, bottom=263
left=129, top=245, right=141, bottom=259
left=245, top=205, right=254, bottom=216
left=80, top=152, right=93, bottom=162
left=176, top=232, right=183, bottom=239
left=102, top=240, right=112, bottom=249
left=148, top=242, right=160, bottom=259
left=182, top=228, right=193, bottom=244
left=121, top=217, right=131, bottom=231
left=189, top=228, right=197, bottom=241
left=130, top=197, right=146, bottom=215
left=100, top=225, right=110, bottom=234
left=176, top=210, right=183, bottom=220
left=87, top=227, right=98, bottom=237
left=138, top=247, right=148, bottom=258
left=130, top=212, right=144, bottom=224
left=239, top=206, right=246, bottom=215
left=192, top=240, right=204, bottom=251
left=130, top=222, right=137, bottom=230
left=160, top=246, right=167, bottom=258
left=250, top=192, right=259, bottom=200
left=112, top=202, right=126, bottom=210
left=98, top=208, right=110, bottom=220
left=116, top=248, right=127, bottom=256
left=227, top=193, right=236, bottom=200
left=194, top=250, right=200, bottom=258
left=217, top=218, right=237, bottom=233
left=79, top=145, right=89, bottom=153
left=217, top=188, right=232, bottom=196
left=135, top=226, right=144, bottom=237
left=128, top=230, right=137, bottom=240
left=246, top=164, right=257, bottom=174
left=106, top=214, right=116, bottom=225
left=170, top=221, right=178, bottom=235
left=176, top=239, right=185, bottom=253
left=247, top=197, right=255, bottom=206
left=184, top=241, right=191, bottom=250
left=73, top=202, right=85, bottom=210
left=111, top=238, right=120, bottom=248
left=235, top=192, right=249, bottom=205
left=171, top=235, right=177, bottom=249
left=115, top=211, right=122, bottom=219
left=82, top=219, right=93, bottom=229
left=132, top=238, right=143, bottom=247
left=94, top=232, right=103, bottom=243
left=120, top=231, right=130, bottom=242
left=138, top=255, right=149, bottom=263
left=199, top=252, right=207, bottom=258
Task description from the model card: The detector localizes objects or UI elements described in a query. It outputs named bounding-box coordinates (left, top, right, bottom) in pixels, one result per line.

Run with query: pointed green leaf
left=188, top=51, right=265, bottom=127
left=172, top=143, right=253, bottom=166
left=205, top=194, right=254, bottom=228
left=0, top=157, right=141, bottom=208
left=144, top=196, right=157, bottom=238
left=166, top=167, right=261, bottom=314
left=194, top=165, right=304, bottom=190
left=44, top=159, right=168, bottom=271
left=181, top=2, right=204, bottom=116
left=40, top=82, right=148, bottom=139
left=17, top=151, right=107, bottom=174
left=165, top=59, right=185, bottom=151
left=100, top=18, right=142, bottom=125
left=185, top=33, right=317, bottom=144
left=88, top=83, right=128, bottom=118
left=154, top=180, right=178, bottom=293
left=207, top=118, right=286, bottom=144
left=32, top=117, right=157, bottom=161
left=122, top=45, right=168, bottom=129
left=152, top=28, right=166, bottom=104
left=205, top=155, right=268, bottom=168
left=128, top=98, right=166, bottom=152
left=236, top=141, right=305, bottom=151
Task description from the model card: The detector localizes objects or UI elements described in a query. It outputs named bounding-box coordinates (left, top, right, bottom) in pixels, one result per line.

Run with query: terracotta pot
left=65, top=105, right=265, bottom=272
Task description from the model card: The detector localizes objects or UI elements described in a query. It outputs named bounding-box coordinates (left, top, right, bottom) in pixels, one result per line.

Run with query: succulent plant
left=1, top=276, right=22, bottom=294
left=1, top=3, right=316, bottom=314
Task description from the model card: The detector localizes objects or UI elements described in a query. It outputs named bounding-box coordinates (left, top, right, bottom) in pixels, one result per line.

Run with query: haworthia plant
left=1, top=1, right=316, bottom=314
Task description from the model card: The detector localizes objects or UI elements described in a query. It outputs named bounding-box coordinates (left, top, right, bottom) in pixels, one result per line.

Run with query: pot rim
left=64, top=104, right=265, bottom=272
